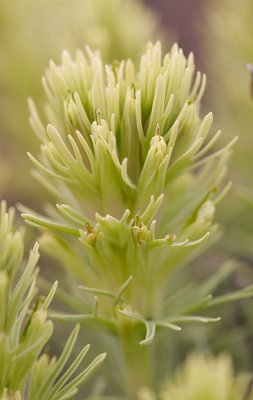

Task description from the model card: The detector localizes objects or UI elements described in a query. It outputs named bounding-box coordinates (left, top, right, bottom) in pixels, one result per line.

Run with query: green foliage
left=0, top=202, right=24, bottom=279
left=0, top=202, right=105, bottom=400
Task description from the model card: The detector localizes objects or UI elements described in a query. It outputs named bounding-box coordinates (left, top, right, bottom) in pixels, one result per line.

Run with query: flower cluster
left=0, top=0, right=163, bottom=203
left=161, top=353, right=252, bottom=400
left=22, top=42, right=247, bottom=350
left=137, top=353, right=253, bottom=400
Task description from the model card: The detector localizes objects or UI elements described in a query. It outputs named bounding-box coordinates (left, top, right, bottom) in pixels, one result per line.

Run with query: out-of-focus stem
left=119, top=324, right=153, bottom=399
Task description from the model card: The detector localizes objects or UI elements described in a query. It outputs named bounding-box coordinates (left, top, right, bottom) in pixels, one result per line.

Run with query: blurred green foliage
left=203, top=0, right=253, bottom=259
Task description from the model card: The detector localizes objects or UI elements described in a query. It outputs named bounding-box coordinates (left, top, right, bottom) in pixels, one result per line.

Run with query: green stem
left=119, top=324, right=153, bottom=400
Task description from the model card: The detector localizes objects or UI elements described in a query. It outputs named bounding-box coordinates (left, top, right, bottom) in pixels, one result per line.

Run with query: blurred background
left=1, top=0, right=253, bottom=390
